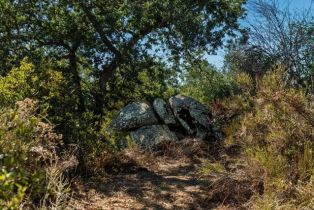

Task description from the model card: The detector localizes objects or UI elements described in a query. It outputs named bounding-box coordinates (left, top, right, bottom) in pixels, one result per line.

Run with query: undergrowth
left=201, top=67, right=314, bottom=209
left=0, top=99, right=77, bottom=209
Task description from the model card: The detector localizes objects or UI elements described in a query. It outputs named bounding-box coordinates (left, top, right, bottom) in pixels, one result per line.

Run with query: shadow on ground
left=72, top=140, right=234, bottom=210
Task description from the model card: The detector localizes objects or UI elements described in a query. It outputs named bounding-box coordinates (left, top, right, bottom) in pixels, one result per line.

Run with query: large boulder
left=153, top=98, right=177, bottom=125
left=169, top=95, right=211, bottom=138
left=111, top=102, right=158, bottom=131
left=130, top=125, right=178, bottom=148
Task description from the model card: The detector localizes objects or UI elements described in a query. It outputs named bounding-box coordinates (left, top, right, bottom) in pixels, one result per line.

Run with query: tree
left=224, top=44, right=277, bottom=89
left=180, top=60, right=234, bottom=104
left=0, top=0, right=247, bottom=113
left=227, top=0, right=314, bottom=91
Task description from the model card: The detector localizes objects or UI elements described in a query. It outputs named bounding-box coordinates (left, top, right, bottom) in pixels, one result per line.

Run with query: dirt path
left=71, top=142, right=218, bottom=210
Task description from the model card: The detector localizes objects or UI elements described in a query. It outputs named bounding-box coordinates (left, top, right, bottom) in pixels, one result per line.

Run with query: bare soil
left=70, top=140, right=237, bottom=210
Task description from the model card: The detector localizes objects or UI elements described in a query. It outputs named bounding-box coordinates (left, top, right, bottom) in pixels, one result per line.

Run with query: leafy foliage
left=0, top=99, right=71, bottom=209
left=0, top=60, right=36, bottom=106
left=2, top=1, right=314, bottom=209
left=180, top=60, right=235, bottom=104
left=222, top=68, right=314, bottom=208
left=226, top=0, right=314, bottom=92
left=0, top=0, right=247, bottom=111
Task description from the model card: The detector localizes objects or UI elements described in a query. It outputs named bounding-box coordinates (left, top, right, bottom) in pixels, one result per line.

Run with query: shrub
left=180, top=61, right=235, bottom=104
left=222, top=67, right=314, bottom=208
left=0, top=99, right=74, bottom=209
left=0, top=60, right=37, bottom=107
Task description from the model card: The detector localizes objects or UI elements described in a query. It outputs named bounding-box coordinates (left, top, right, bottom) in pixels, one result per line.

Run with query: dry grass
left=151, top=138, right=213, bottom=159
left=69, top=138, right=267, bottom=209
left=69, top=139, right=226, bottom=209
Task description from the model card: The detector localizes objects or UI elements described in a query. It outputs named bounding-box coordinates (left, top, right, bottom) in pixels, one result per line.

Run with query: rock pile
left=110, top=95, right=212, bottom=149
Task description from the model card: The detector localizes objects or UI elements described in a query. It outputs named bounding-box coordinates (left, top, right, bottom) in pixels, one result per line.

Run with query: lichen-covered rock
left=130, top=125, right=178, bottom=148
left=169, top=95, right=211, bottom=139
left=111, top=102, right=158, bottom=131
left=153, top=98, right=177, bottom=125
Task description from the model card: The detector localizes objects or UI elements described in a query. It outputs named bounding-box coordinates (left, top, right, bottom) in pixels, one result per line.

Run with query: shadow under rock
left=85, top=159, right=215, bottom=209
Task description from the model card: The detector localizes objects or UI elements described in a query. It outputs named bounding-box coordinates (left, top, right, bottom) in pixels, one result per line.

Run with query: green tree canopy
left=180, top=60, right=234, bottom=104
left=0, top=0, right=246, bottom=112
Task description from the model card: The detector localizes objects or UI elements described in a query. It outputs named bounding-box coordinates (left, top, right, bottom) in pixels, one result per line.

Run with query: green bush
left=0, top=98, right=72, bottom=209
left=222, top=67, right=314, bottom=208
left=0, top=60, right=37, bottom=107
left=180, top=61, right=235, bottom=104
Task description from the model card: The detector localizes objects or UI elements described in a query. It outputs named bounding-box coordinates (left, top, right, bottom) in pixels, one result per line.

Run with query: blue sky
left=207, top=0, right=314, bottom=69
left=287, top=0, right=314, bottom=10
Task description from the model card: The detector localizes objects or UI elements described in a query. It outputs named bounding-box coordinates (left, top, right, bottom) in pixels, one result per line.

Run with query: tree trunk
left=69, top=49, right=85, bottom=112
